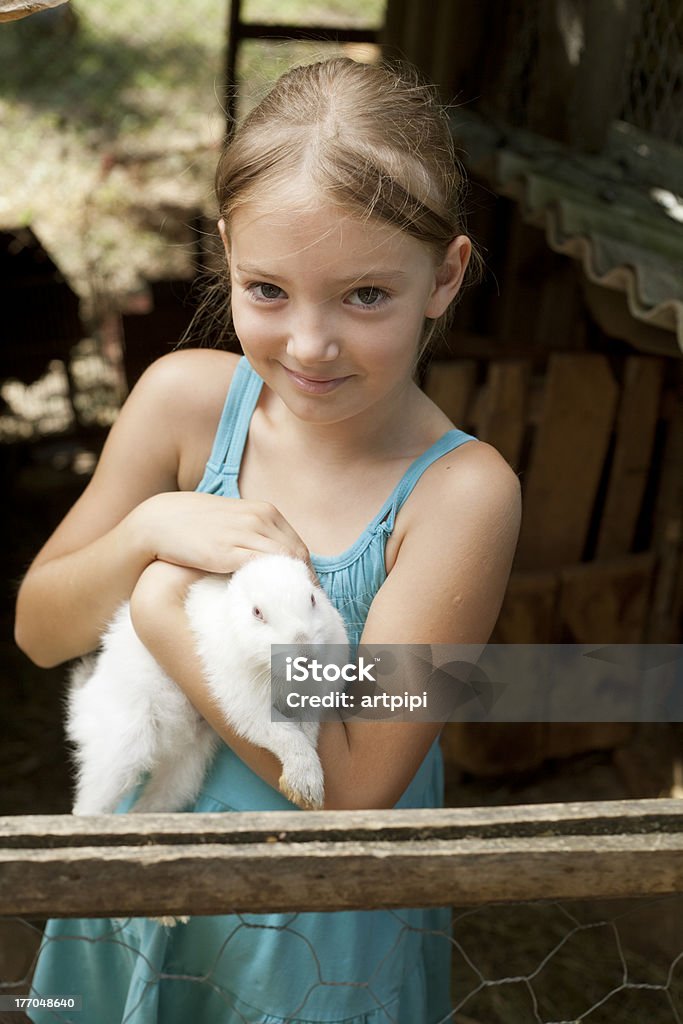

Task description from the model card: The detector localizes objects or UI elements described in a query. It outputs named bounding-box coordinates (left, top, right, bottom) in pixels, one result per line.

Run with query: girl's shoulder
left=417, top=436, right=520, bottom=516
left=132, top=347, right=241, bottom=415
left=130, top=348, right=241, bottom=489
left=410, top=387, right=519, bottom=508
left=135, top=347, right=240, bottom=400
left=388, top=434, right=521, bottom=565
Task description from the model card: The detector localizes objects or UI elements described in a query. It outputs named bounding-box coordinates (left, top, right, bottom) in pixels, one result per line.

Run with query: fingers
left=142, top=493, right=310, bottom=576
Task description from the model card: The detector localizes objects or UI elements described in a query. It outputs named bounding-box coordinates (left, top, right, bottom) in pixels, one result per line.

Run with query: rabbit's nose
left=293, top=632, right=310, bottom=645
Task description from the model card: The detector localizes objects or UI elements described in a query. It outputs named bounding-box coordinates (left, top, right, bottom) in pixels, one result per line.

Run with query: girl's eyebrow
left=235, top=263, right=408, bottom=283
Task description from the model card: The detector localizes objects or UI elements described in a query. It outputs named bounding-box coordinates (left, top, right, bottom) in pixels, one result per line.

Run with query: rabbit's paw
left=153, top=916, right=189, bottom=927
left=72, top=799, right=109, bottom=816
left=279, top=758, right=324, bottom=809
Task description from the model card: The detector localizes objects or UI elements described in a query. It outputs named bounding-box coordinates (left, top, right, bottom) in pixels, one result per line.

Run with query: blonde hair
left=191, top=57, right=479, bottom=351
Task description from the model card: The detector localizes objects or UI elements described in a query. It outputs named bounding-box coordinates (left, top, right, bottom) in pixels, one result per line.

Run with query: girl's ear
left=218, top=217, right=230, bottom=259
left=424, top=235, right=471, bottom=319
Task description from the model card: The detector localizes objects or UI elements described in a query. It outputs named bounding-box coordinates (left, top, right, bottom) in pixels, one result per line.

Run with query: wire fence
left=619, top=0, right=683, bottom=146
left=5, top=899, right=683, bottom=1023
left=1, top=803, right=682, bottom=1024
left=489, top=0, right=683, bottom=147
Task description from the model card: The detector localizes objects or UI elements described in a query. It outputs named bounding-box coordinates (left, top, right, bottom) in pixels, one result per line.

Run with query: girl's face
left=222, top=185, right=469, bottom=427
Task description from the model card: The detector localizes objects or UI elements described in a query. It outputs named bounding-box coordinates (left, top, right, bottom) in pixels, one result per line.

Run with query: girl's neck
left=262, top=377, right=432, bottom=467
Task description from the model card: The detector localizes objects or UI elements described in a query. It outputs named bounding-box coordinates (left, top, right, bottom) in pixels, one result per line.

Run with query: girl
left=16, top=57, right=521, bottom=1024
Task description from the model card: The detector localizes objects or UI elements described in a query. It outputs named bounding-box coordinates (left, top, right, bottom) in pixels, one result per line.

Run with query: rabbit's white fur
left=66, top=555, right=348, bottom=815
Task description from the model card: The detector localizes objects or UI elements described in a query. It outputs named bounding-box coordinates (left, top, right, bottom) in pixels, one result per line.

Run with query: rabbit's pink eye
left=253, top=607, right=265, bottom=621
left=310, top=593, right=316, bottom=607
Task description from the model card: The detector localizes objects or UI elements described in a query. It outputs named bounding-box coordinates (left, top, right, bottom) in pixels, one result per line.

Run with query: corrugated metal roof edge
left=453, top=113, right=683, bottom=357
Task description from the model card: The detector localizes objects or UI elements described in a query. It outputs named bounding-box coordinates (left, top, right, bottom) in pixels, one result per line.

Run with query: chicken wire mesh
left=487, top=0, right=683, bottom=147
left=620, top=0, right=683, bottom=146
left=1, top=895, right=683, bottom=1023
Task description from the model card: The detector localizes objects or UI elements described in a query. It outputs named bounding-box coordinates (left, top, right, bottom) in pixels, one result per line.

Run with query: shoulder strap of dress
left=378, top=428, right=478, bottom=535
left=204, top=356, right=264, bottom=477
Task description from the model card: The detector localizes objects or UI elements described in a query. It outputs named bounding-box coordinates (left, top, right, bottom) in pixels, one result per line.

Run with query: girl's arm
left=130, top=441, right=521, bottom=810
left=14, top=350, right=308, bottom=668
left=320, top=441, right=522, bottom=808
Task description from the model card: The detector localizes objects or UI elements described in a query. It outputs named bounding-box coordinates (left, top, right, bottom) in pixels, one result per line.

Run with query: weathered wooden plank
left=6, top=800, right=682, bottom=844
left=558, top=551, right=656, bottom=643
left=0, top=0, right=68, bottom=22
left=596, top=356, right=664, bottom=558
left=1, top=802, right=681, bottom=917
left=647, top=393, right=683, bottom=641
left=496, top=213, right=588, bottom=355
left=379, top=0, right=409, bottom=65
left=472, top=359, right=529, bottom=471
left=516, top=353, right=619, bottom=569
left=446, top=566, right=560, bottom=774
left=491, top=569, right=559, bottom=643
left=551, top=554, right=654, bottom=758
left=1, top=833, right=681, bottom=918
left=441, top=721, right=548, bottom=776
left=422, top=358, right=477, bottom=428
left=430, top=0, right=493, bottom=105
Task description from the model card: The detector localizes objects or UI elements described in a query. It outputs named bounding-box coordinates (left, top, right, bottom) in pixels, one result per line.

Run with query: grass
left=0, top=0, right=227, bottom=301
left=0, top=0, right=384, bottom=302
left=0, top=0, right=383, bottom=436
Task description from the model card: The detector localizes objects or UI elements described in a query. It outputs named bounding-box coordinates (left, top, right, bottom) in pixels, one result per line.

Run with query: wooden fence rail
left=1, top=800, right=682, bottom=919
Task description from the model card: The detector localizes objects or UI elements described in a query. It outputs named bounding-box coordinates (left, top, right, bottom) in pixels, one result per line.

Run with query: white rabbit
left=66, top=554, right=349, bottom=817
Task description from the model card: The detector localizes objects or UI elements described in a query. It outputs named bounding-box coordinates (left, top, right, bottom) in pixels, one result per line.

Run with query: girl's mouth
left=281, top=365, right=352, bottom=394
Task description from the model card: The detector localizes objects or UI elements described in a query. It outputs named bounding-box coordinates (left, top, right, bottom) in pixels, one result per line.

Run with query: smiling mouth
left=297, top=374, right=337, bottom=383
left=284, top=368, right=344, bottom=382
left=281, top=365, right=352, bottom=393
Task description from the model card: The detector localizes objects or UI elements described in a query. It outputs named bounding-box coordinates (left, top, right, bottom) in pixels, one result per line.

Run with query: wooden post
left=568, top=0, right=641, bottom=152
left=516, top=353, right=619, bottom=570
left=596, top=357, right=664, bottom=559
left=528, top=0, right=640, bottom=151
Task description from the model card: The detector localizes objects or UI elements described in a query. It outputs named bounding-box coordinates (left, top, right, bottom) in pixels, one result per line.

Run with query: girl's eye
left=247, top=282, right=285, bottom=303
left=347, top=286, right=389, bottom=309
left=252, top=606, right=265, bottom=621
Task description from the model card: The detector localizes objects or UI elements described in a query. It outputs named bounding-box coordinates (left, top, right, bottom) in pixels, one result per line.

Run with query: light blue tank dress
left=30, top=356, right=477, bottom=1024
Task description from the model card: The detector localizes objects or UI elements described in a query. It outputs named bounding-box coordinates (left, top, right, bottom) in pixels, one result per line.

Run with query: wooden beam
left=492, top=569, right=559, bottom=643
left=647, top=394, right=683, bottom=641
left=596, top=357, right=664, bottom=558
left=229, top=23, right=379, bottom=43
left=558, top=551, right=656, bottom=643
left=473, top=359, right=530, bottom=471
left=1, top=802, right=682, bottom=918
left=422, top=358, right=477, bottom=428
left=516, top=353, right=619, bottom=569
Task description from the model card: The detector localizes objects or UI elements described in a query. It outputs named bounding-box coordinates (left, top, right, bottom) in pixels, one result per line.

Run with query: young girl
left=16, top=57, right=521, bottom=1024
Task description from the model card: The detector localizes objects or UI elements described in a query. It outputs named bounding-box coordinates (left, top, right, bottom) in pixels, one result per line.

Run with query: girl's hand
left=134, top=492, right=311, bottom=576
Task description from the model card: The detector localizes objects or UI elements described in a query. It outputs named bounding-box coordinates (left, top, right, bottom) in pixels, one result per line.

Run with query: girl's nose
left=285, top=309, right=340, bottom=364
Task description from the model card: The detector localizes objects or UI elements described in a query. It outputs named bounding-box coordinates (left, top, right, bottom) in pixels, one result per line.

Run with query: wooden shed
left=378, top=0, right=683, bottom=775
